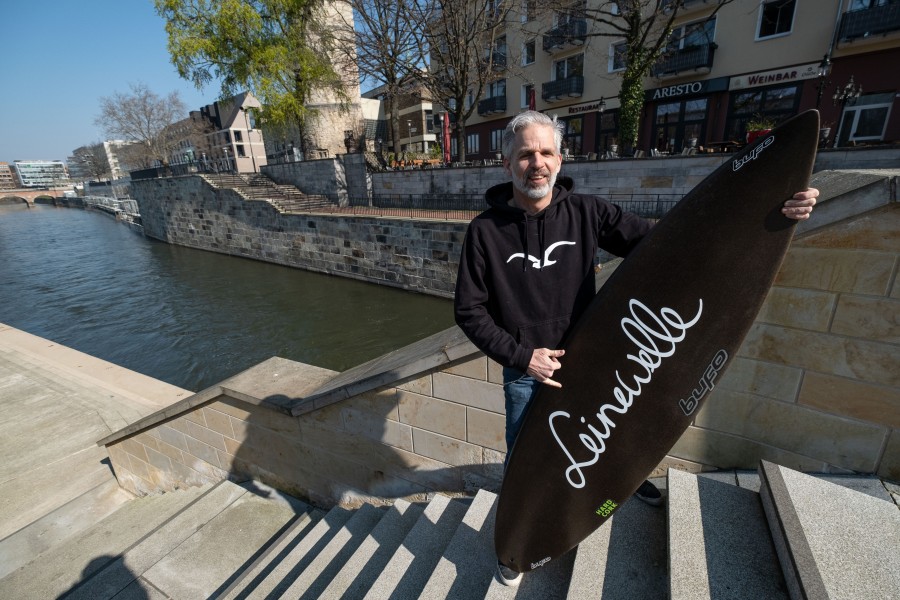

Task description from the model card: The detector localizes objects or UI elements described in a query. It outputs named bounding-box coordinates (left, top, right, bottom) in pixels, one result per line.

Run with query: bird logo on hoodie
left=506, top=241, right=577, bottom=269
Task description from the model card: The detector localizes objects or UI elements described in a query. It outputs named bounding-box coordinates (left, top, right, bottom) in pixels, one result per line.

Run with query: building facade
left=452, top=0, right=899, bottom=161
left=12, top=160, right=69, bottom=188
left=0, top=163, right=18, bottom=190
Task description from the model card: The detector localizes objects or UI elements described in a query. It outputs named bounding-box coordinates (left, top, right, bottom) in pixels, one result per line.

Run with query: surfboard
left=494, top=109, right=820, bottom=573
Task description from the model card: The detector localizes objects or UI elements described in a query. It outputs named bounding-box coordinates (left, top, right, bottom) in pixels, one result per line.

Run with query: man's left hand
left=782, top=188, right=818, bottom=220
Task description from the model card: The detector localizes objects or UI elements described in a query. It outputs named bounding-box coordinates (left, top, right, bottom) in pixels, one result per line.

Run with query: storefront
left=725, top=62, right=820, bottom=142
left=642, top=77, right=729, bottom=153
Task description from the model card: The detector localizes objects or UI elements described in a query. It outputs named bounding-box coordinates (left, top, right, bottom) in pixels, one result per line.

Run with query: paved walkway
left=0, top=323, right=189, bottom=541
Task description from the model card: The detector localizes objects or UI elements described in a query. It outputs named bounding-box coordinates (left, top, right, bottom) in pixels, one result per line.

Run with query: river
left=0, top=204, right=455, bottom=391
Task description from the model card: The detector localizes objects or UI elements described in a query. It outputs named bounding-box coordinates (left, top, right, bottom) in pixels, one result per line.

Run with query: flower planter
left=746, top=129, right=772, bottom=144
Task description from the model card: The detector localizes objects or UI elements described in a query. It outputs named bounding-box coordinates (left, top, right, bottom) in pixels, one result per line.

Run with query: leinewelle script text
left=549, top=299, right=703, bottom=489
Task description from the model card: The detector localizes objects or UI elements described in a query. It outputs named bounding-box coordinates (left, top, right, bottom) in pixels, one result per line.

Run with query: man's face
left=504, top=124, right=562, bottom=207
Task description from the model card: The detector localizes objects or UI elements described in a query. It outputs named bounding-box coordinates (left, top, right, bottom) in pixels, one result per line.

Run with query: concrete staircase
left=201, top=173, right=334, bottom=213
left=1, top=463, right=897, bottom=599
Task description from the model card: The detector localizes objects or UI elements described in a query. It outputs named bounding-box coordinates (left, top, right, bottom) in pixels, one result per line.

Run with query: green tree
left=155, top=0, right=348, bottom=155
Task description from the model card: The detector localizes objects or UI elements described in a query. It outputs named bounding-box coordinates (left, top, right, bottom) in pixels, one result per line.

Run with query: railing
left=839, top=1, right=900, bottom=41
left=478, top=95, right=508, bottom=116
left=542, top=18, right=588, bottom=52
left=83, top=195, right=139, bottom=216
left=542, top=75, right=585, bottom=102
left=652, top=43, right=717, bottom=77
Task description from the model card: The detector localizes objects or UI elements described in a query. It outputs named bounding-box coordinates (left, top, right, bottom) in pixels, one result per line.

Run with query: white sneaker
left=496, top=560, right=523, bottom=587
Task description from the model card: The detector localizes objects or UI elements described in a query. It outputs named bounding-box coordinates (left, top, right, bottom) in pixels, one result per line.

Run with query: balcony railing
left=839, top=2, right=900, bottom=42
left=542, top=18, right=588, bottom=52
left=652, top=42, right=716, bottom=77
left=541, top=75, right=584, bottom=102
left=478, top=95, right=508, bottom=116
left=488, top=51, right=507, bottom=71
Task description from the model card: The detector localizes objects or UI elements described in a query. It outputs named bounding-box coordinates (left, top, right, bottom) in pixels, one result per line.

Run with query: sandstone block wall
left=134, top=176, right=466, bottom=297
left=106, top=356, right=508, bottom=507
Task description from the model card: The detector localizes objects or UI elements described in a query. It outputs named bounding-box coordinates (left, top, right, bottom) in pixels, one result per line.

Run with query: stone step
left=0, top=483, right=213, bottom=600
left=668, top=468, right=787, bottom=600
left=566, top=484, right=668, bottom=600
left=758, top=460, right=900, bottom=600
left=363, top=493, right=468, bottom=599
left=239, top=505, right=354, bottom=598
left=61, top=479, right=251, bottom=599
left=318, top=498, right=424, bottom=599
left=485, top=546, right=577, bottom=599
left=0, top=477, right=133, bottom=579
left=420, top=489, right=498, bottom=599
left=277, top=503, right=386, bottom=599
left=218, top=508, right=323, bottom=600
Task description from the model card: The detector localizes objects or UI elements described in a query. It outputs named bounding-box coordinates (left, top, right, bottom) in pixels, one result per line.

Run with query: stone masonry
left=134, top=175, right=466, bottom=298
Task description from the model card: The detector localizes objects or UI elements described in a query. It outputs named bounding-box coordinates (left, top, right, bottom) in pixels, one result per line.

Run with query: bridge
left=0, top=188, right=71, bottom=207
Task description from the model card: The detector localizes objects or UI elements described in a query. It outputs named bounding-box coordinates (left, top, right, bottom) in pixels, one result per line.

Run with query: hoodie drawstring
left=521, top=213, right=530, bottom=272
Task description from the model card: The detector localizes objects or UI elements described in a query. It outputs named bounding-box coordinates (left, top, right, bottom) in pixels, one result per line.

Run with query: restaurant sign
left=729, top=63, right=820, bottom=90
left=644, top=77, right=729, bottom=102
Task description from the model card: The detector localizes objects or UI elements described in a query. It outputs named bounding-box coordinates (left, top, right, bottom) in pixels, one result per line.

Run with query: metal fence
left=344, top=192, right=681, bottom=220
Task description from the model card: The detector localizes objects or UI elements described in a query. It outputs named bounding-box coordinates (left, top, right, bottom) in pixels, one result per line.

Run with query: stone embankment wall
left=105, top=172, right=898, bottom=507
left=134, top=176, right=465, bottom=298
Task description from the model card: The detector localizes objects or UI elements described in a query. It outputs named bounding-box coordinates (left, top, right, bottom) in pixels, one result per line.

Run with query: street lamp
left=598, top=96, right=606, bottom=114
left=815, top=54, right=832, bottom=109
left=223, top=147, right=231, bottom=172
left=832, top=75, right=862, bottom=147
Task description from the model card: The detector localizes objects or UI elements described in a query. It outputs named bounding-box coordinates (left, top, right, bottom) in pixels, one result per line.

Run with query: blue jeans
left=502, top=367, right=541, bottom=465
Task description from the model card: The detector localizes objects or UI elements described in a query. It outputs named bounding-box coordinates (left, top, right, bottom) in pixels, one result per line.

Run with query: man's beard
left=512, top=168, right=558, bottom=200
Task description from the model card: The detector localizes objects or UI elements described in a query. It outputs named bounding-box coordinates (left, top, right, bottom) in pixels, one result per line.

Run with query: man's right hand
left=527, top=348, right=565, bottom=388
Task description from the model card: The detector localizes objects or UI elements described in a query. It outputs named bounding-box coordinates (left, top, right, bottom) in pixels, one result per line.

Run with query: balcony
left=542, top=18, right=588, bottom=53
left=661, top=0, right=710, bottom=14
left=487, top=51, right=507, bottom=71
left=652, top=42, right=716, bottom=78
left=541, top=75, right=584, bottom=102
left=478, top=95, right=507, bottom=116
left=839, top=2, right=900, bottom=42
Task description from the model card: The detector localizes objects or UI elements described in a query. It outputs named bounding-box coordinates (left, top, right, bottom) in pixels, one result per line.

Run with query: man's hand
left=527, top=348, right=565, bottom=388
left=782, top=188, right=818, bottom=220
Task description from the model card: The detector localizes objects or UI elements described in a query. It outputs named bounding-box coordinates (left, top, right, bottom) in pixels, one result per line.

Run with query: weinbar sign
left=729, top=63, right=819, bottom=91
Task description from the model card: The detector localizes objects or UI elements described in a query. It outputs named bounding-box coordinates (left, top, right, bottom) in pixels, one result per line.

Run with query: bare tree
left=410, top=0, right=515, bottom=163
left=95, top=83, right=188, bottom=170
left=69, top=143, right=111, bottom=182
left=334, top=0, right=422, bottom=154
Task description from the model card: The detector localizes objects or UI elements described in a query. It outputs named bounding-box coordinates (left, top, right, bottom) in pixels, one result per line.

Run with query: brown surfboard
left=494, top=110, right=820, bottom=573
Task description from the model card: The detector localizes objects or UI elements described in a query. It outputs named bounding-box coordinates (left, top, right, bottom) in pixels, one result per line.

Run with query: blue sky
left=0, top=1, right=218, bottom=164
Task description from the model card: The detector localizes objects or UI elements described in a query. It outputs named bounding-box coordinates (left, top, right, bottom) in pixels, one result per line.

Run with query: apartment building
left=0, top=162, right=18, bottom=190
left=456, top=0, right=900, bottom=160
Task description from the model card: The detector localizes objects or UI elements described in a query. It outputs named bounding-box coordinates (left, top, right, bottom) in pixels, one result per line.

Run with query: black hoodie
left=454, top=176, right=652, bottom=373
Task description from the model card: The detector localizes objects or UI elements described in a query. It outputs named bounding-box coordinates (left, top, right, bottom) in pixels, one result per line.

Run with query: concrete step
left=61, top=479, right=251, bottom=599
left=0, top=483, right=212, bottom=600
left=485, top=546, right=577, bottom=599
left=278, top=503, right=386, bottom=599
left=567, top=484, right=668, bottom=600
left=0, top=477, right=133, bottom=579
left=363, top=493, right=468, bottom=599
left=668, top=468, right=787, bottom=600
left=218, top=508, right=323, bottom=599
left=239, top=505, right=354, bottom=598
left=758, top=460, right=900, bottom=600
left=420, top=489, right=498, bottom=599
left=318, top=498, right=424, bottom=599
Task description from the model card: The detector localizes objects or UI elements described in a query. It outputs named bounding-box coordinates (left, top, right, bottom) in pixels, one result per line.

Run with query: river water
left=0, top=204, right=455, bottom=391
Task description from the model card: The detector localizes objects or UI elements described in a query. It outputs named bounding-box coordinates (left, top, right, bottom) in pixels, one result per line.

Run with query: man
left=453, top=111, right=818, bottom=587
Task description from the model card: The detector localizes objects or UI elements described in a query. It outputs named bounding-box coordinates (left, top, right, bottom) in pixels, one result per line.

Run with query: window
left=522, top=84, right=535, bottom=108
left=668, top=17, right=716, bottom=51
left=488, top=79, right=506, bottom=98
left=521, top=0, right=537, bottom=22
left=467, top=133, right=480, bottom=154
left=236, top=145, right=246, bottom=157
left=554, top=53, right=584, bottom=80
left=491, top=129, right=504, bottom=151
left=609, top=41, right=627, bottom=72
left=234, top=131, right=243, bottom=142
left=726, top=84, right=800, bottom=141
left=849, top=0, right=889, bottom=9
left=560, top=116, right=583, bottom=155
left=835, top=92, right=893, bottom=146
left=426, top=110, right=434, bottom=133
left=757, top=0, right=796, bottom=39
left=523, top=40, right=535, bottom=65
